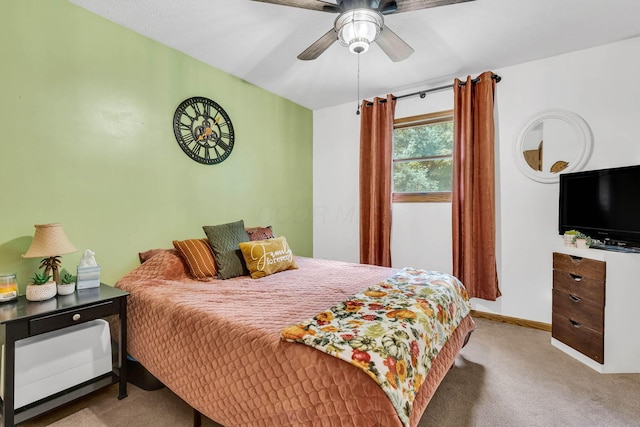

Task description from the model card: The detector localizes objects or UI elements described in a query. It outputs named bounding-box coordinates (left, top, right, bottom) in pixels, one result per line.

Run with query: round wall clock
left=172, top=96, right=235, bottom=165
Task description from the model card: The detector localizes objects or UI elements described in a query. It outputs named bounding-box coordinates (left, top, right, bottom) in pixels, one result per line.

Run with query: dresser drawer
left=553, top=252, right=606, bottom=281
left=552, top=270, right=605, bottom=305
left=552, top=312, right=604, bottom=363
left=552, top=289, right=604, bottom=333
left=29, top=300, right=118, bottom=336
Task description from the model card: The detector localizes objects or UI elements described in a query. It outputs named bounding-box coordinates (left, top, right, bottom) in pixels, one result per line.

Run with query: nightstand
left=0, top=284, right=128, bottom=426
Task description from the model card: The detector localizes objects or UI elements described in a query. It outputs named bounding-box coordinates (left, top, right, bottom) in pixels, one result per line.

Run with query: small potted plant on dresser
left=26, top=272, right=57, bottom=301
left=575, top=231, right=593, bottom=249
left=57, top=272, right=76, bottom=295
left=563, top=229, right=578, bottom=246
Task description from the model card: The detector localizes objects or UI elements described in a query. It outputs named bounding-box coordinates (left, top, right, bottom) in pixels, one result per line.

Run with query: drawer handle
left=569, top=319, right=582, bottom=328
left=568, top=294, right=581, bottom=303
left=569, top=255, right=583, bottom=263
left=569, top=273, right=583, bottom=282
left=72, top=313, right=81, bottom=321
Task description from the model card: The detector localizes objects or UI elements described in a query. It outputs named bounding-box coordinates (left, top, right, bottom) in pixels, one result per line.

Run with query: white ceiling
left=69, top=0, right=640, bottom=110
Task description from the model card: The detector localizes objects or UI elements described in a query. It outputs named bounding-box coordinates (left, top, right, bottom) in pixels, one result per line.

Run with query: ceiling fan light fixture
left=335, top=9, right=383, bottom=55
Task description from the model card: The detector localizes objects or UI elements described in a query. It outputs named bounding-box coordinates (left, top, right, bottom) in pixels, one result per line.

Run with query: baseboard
left=470, top=310, right=551, bottom=332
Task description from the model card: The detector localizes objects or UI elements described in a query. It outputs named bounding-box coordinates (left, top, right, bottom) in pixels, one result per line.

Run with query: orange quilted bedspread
left=116, top=251, right=475, bottom=427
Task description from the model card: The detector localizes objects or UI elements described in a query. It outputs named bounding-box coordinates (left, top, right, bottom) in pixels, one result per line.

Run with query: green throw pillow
left=203, top=220, right=250, bottom=279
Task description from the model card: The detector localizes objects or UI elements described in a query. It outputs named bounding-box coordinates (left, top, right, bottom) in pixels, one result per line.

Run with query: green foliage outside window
left=393, top=121, right=453, bottom=193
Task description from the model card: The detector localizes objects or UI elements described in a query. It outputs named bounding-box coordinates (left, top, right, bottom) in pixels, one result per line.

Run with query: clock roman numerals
left=181, top=130, right=195, bottom=144
left=182, top=109, right=197, bottom=122
left=217, top=140, right=229, bottom=152
left=184, top=140, right=227, bottom=161
left=191, top=102, right=202, bottom=117
left=190, top=143, right=201, bottom=157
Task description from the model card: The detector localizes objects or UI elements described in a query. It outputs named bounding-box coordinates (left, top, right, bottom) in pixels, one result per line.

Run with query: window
left=392, top=109, right=454, bottom=203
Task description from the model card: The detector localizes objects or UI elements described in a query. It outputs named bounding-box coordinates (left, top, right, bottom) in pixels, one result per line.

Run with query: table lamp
left=22, top=223, right=77, bottom=284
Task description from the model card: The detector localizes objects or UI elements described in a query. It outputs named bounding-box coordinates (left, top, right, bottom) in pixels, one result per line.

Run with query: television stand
left=552, top=246, right=640, bottom=373
left=591, top=244, right=640, bottom=254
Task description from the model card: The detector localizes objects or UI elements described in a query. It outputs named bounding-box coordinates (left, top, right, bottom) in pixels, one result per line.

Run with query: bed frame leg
left=193, top=409, right=202, bottom=427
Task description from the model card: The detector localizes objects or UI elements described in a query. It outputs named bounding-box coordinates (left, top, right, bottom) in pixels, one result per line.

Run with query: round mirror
left=514, top=109, right=593, bottom=183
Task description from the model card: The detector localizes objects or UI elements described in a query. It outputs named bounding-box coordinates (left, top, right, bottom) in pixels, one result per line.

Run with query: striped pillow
left=172, top=239, right=217, bottom=280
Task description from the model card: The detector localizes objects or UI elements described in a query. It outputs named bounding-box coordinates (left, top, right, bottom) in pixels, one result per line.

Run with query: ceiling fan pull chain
left=356, top=53, right=361, bottom=115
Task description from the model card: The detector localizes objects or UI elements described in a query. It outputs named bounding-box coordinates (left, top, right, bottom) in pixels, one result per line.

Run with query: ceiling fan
left=252, top=0, right=475, bottom=62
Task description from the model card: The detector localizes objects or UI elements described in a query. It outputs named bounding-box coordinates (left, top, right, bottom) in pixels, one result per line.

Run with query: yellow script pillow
left=239, top=236, right=298, bottom=279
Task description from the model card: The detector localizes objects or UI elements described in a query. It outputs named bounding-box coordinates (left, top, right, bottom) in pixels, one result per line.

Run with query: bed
left=115, top=247, right=474, bottom=427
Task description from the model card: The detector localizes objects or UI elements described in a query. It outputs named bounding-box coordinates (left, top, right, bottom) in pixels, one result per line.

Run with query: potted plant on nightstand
left=26, top=272, right=57, bottom=301
left=57, top=272, right=76, bottom=295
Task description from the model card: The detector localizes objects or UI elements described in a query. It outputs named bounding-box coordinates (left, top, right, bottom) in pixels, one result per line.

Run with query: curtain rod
left=366, top=73, right=502, bottom=106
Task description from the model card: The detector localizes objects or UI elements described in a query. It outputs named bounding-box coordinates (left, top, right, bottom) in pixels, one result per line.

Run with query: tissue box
left=76, top=265, right=100, bottom=289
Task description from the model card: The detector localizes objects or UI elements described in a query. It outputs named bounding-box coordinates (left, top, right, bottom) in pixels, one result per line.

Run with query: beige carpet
left=20, top=318, right=640, bottom=427
left=47, top=409, right=107, bottom=427
left=420, top=318, right=640, bottom=427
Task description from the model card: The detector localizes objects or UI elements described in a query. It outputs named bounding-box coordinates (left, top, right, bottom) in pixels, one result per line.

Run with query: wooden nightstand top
left=0, top=283, right=128, bottom=325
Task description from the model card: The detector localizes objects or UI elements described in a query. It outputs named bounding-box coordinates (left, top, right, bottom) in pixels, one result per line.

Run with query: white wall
left=313, top=36, right=640, bottom=323
left=313, top=103, right=362, bottom=264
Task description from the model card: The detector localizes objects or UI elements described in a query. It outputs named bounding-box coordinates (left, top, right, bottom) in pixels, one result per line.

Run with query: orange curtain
left=359, top=94, right=396, bottom=267
left=452, top=71, right=501, bottom=300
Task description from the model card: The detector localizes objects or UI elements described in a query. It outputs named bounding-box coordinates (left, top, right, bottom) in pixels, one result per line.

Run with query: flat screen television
left=559, top=164, right=640, bottom=251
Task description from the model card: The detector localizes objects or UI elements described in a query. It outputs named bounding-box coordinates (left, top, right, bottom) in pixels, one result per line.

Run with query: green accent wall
left=0, top=1, right=313, bottom=292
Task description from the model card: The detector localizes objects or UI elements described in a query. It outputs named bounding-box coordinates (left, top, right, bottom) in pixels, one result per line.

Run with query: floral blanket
left=281, top=268, right=471, bottom=426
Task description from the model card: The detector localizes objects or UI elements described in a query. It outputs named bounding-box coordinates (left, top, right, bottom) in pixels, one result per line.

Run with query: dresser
left=551, top=247, right=640, bottom=373
left=552, top=252, right=605, bottom=363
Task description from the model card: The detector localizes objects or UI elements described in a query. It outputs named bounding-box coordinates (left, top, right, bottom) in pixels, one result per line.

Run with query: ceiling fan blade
left=298, top=28, right=339, bottom=60
left=375, top=25, right=414, bottom=62
left=376, top=0, right=398, bottom=14
left=384, top=0, right=474, bottom=14
left=251, top=0, right=341, bottom=13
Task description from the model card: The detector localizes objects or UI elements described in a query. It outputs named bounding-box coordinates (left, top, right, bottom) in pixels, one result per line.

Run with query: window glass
left=393, top=110, right=453, bottom=202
